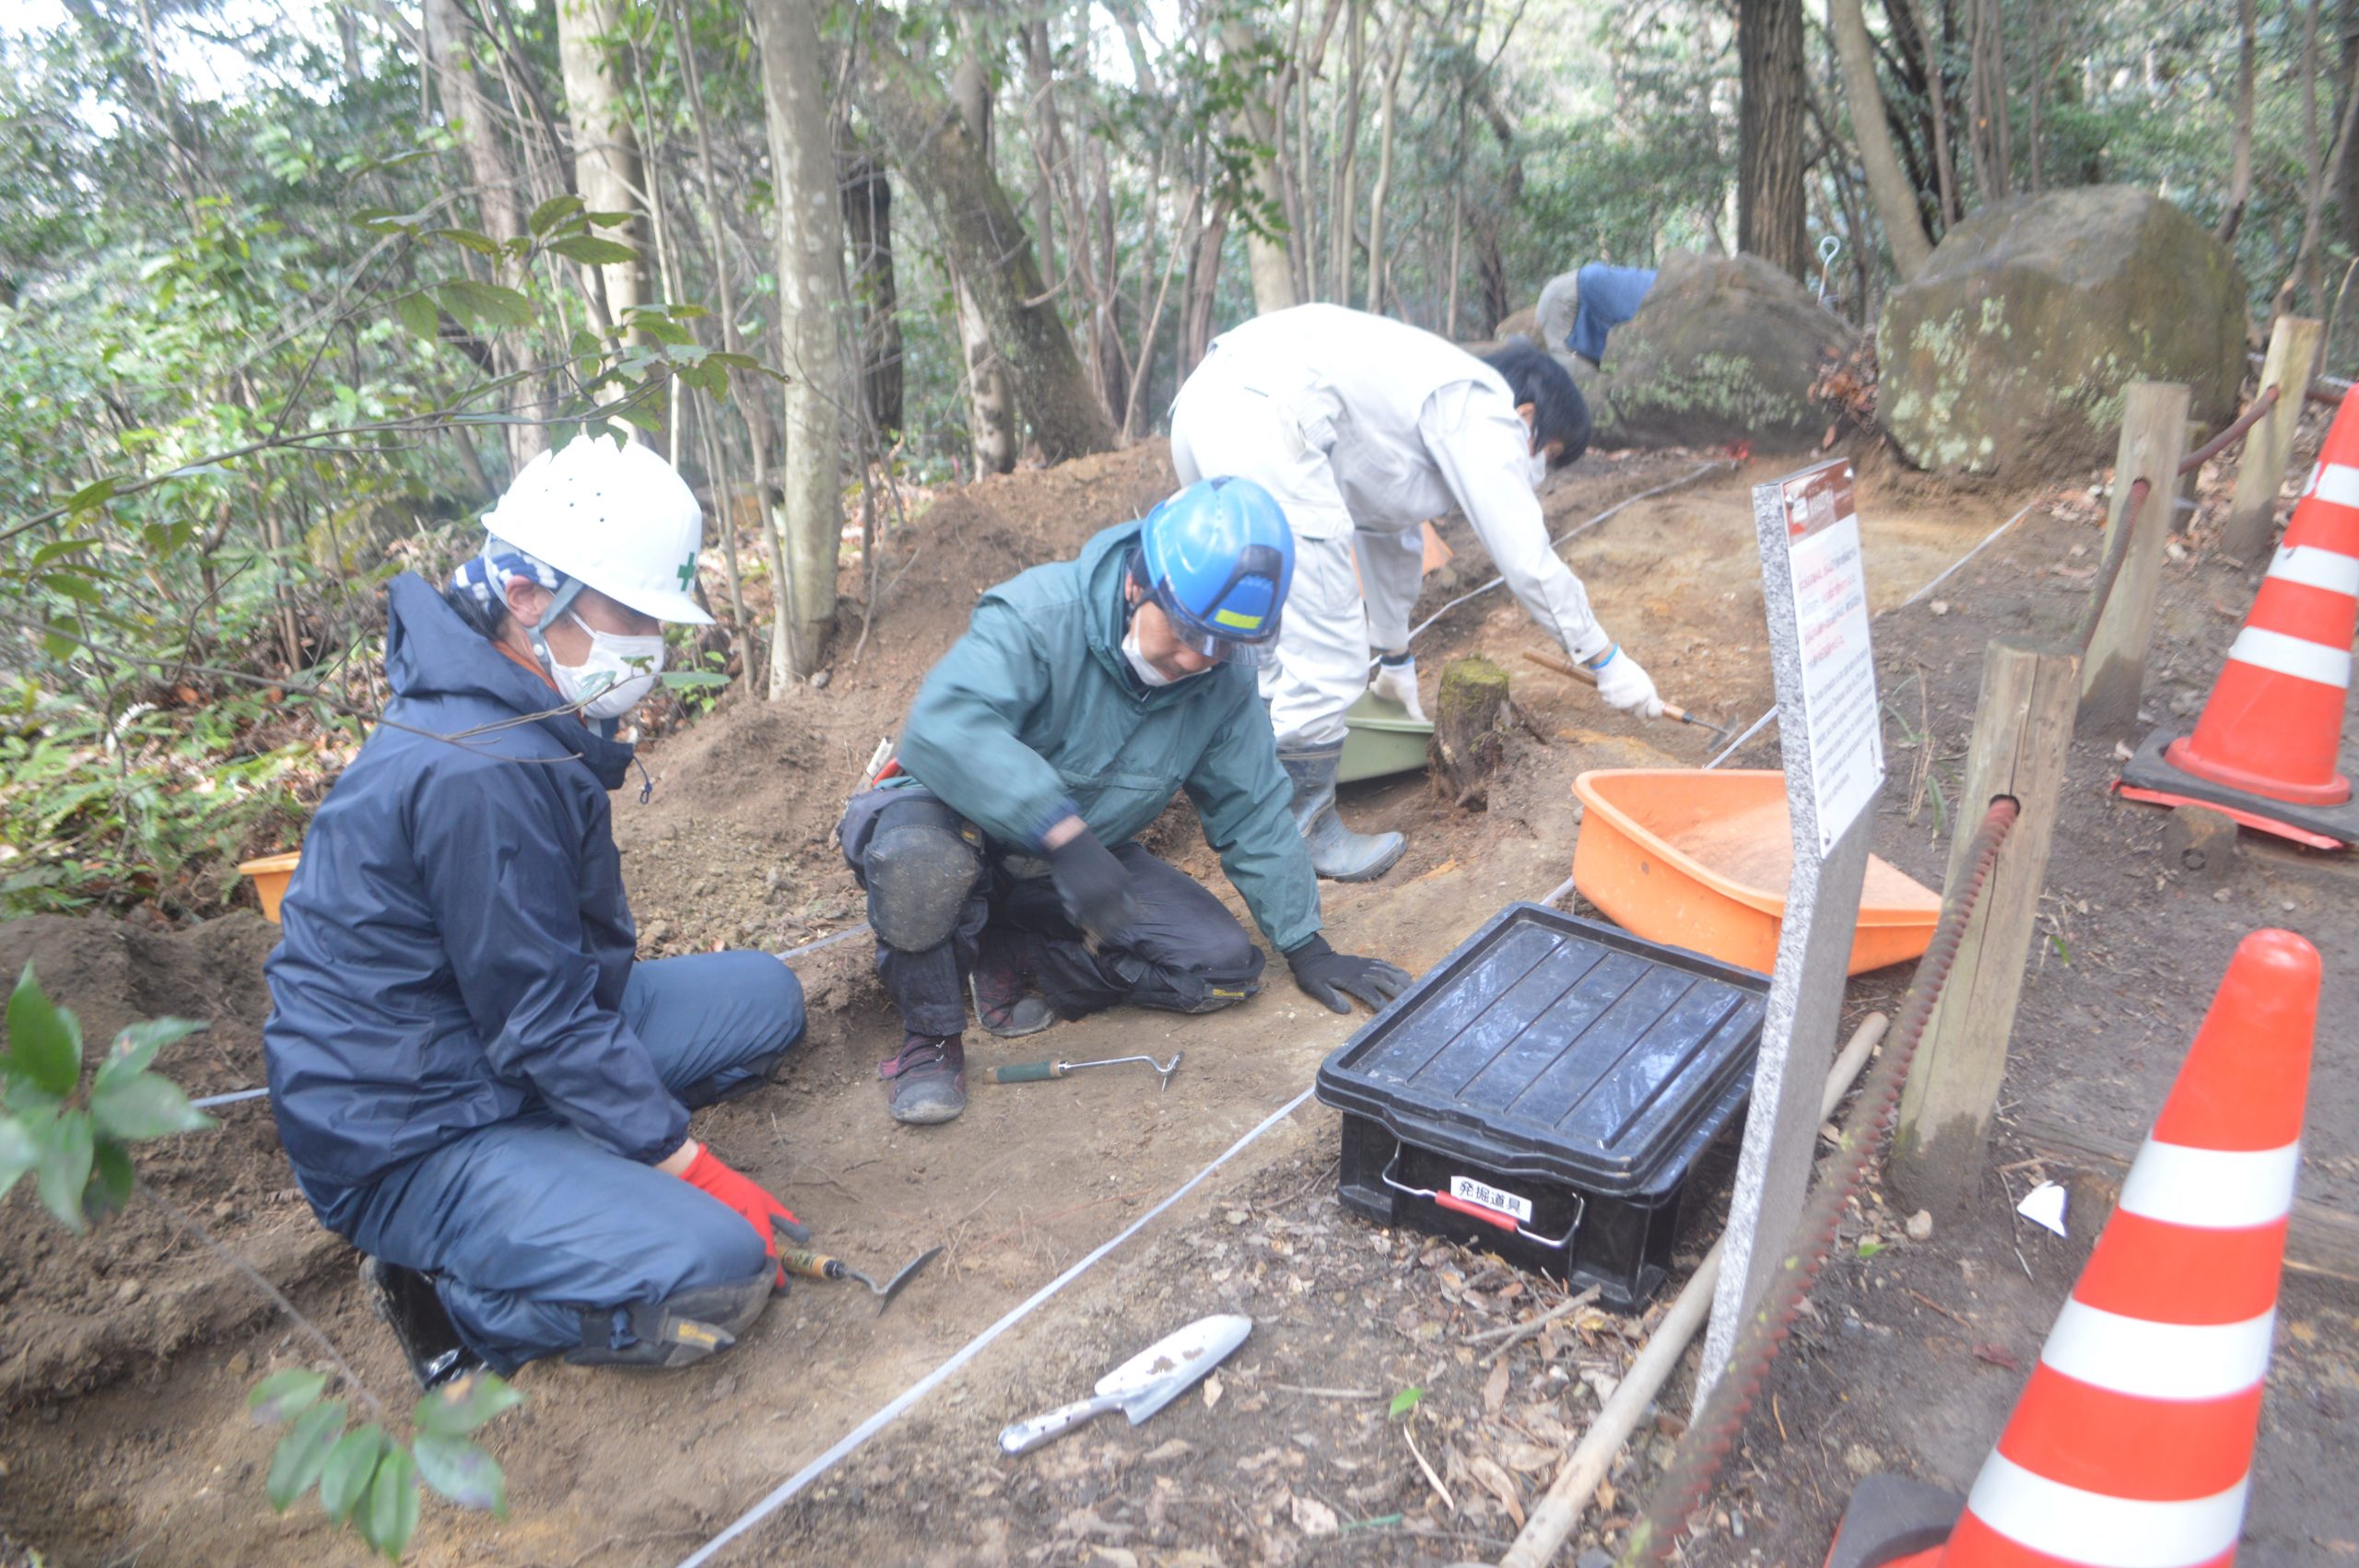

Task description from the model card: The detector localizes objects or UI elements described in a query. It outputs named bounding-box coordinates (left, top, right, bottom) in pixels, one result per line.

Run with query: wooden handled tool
left=1520, top=650, right=1733, bottom=744
left=778, top=1244, right=942, bottom=1315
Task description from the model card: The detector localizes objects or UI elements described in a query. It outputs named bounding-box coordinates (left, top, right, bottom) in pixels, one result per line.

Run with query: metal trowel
left=998, top=1314, right=1253, bottom=1455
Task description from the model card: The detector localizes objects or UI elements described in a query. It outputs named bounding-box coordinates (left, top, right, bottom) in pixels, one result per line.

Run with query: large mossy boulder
left=1575, top=251, right=1859, bottom=451
left=1877, top=186, right=2245, bottom=477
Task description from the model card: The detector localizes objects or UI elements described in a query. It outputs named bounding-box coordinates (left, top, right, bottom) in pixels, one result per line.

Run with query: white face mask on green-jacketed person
left=1121, top=618, right=1182, bottom=687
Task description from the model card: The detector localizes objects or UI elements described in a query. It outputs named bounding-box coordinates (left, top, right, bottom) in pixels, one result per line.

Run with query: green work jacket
left=896, top=521, right=1321, bottom=954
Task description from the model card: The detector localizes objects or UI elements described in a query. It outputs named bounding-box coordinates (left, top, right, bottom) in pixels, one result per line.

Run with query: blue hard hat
left=1135, top=477, right=1295, bottom=667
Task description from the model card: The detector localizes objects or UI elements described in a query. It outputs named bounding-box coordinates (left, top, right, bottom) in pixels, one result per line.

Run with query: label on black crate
left=1449, top=1175, right=1532, bottom=1224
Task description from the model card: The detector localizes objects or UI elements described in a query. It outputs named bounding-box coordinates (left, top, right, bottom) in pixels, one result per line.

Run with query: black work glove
left=1047, top=826, right=1143, bottom=946
left=1285, top=935, right=1412, bottom=1014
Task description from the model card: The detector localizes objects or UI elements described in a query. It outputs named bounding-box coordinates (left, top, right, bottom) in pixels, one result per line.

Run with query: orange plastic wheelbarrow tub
left=237, top=850, right=301, bottom=924
left=1570, top=769, right=1940, bottom=977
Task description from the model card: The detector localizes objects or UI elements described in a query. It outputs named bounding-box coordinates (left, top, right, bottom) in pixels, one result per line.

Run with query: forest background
left=3, top=0, right=2353, bottom=923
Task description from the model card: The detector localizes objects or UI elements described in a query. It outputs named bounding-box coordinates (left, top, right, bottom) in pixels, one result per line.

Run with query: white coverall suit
left=1169, top=304, right=1613, bottom=750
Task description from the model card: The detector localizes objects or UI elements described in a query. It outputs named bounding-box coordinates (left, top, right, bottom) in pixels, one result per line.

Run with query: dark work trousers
left=840, top=786, right=1266, bottom=1038
left=341, top=951, right=805, bottom=1373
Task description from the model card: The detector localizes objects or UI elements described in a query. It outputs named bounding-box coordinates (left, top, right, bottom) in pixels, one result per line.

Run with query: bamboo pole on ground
left=1496, top=1014, right=1889, bottom=1568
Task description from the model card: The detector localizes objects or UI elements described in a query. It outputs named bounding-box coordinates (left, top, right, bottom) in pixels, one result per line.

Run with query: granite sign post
left=1699, top=457, right=1884, bottom=1395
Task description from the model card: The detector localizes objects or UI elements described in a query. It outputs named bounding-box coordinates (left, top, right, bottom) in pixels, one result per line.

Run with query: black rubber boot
left=879, top=1033, right=968, bottom=1125
left=1278, top=744, right=1405, bottom=882
left=970, top=927, right=1055, bottom=1038
left=563, top=1269, right=775, bottom=1369
left=360, top=1256, right=485, bottom=1391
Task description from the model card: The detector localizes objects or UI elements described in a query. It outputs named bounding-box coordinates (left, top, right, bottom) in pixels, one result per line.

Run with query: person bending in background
left=1168, top=303, right=1664, bottom=883
left=264, top=435, right=808, bottom=1384
left=839, top=477, right=1412, bottom=1128
left=1535, top=263, right=1660, bottom=368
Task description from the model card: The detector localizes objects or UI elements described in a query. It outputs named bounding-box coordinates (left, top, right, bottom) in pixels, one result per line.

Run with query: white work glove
left=1590, top=645, right=1664, bottom=720
left=1367, top=656, right=1427, bottom=722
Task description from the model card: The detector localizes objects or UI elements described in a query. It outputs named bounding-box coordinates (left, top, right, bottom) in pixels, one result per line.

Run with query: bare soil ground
left=4, top=422, right=2353, bottom=1567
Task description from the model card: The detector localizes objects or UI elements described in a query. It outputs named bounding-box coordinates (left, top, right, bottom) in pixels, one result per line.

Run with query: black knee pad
left=863, top=798, right=983, bottom=951
left=564, top=1267, right=776, bottom=1370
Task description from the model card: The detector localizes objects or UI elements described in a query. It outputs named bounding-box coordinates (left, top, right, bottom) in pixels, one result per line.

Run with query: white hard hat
left=483, top=434, right=713, bottom=625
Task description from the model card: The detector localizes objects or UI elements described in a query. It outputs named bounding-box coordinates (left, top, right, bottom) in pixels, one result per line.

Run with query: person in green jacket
left=839, top=478, right=1413, bottom=1126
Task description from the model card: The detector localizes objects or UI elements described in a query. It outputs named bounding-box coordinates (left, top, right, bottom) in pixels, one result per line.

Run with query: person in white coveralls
left=1169, top=303, right=1664, bottom=881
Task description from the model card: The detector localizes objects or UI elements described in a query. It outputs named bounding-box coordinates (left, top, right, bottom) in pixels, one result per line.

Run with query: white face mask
left=1527, top=449, right=1552, bottom=487
left=553, top=609, right=665, bottom=720
left=1121, top=619, right=1180, bottom=687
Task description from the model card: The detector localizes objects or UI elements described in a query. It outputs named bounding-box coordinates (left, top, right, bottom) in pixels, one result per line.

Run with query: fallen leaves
left=1287, top=1492, right=1338, bottom=1538
left=1465, top=1451, right=1525, bottom=1526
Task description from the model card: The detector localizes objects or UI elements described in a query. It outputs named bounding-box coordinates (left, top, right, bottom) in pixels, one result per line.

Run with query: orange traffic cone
left=2119, top=392, right=2359, bottom=847
left=1825, top=928, right=2318, bottom=1568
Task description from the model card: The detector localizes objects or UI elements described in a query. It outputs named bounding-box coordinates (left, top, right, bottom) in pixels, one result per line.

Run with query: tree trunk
left=2281, top=27, right=2359, bottom=322
left=1221, top=18, right=1299, bottom=314
left=1966, top=0, right=2009, bottom=202
left=947, top=43, right=1019, bottom=474
left=2219, top=0, right=2256, bottom=243
left=556, top=0, right=647, bottom=339
left=1327, top=0, right=1366, bottom=302
left=2338, top=0, right=2359, bottom=265
left=1739, top=0, right=1812, bottom=279
left=859, top=19, right=1116, bottom=463
left=1891, top=0, right=1961, bottom=226
left=423, top=0, right=543, bottom=469
left=840, top=151, right=903, bottom=437
left=752, top=0, right=846, bottom=684
left=1363, top=4, right=1414, bottom=313
left=1831, top=0, right=1932, bottom=279
left=674, top=0, right=766, bottom=679
left=1020, top=19, right=1063, bottom=290
left=1183, top=200, right=1230, bottom=369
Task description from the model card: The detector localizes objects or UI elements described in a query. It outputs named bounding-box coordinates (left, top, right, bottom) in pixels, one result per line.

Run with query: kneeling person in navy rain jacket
left=264, top=435, right=808, bottom=1382
left=840, top=477, right=1413, bottom=1128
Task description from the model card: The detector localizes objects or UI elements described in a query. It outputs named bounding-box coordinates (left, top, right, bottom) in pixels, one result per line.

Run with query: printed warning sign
left=1773, top=460, right=1884, bottom=854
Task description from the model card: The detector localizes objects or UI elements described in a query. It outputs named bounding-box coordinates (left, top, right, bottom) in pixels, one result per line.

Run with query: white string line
left=1897, top=497, right=2038, bottom=609
left=1701, top=495, right=2047, bottom=772
left=674, top=1083, right=1323, bottom=1568
left=1383, top=459, right=1735, bottom=664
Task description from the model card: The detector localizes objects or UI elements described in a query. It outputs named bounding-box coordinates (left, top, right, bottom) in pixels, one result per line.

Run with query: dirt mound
left=0, top=912, right=343, bottom=1412
left=616, top=439, right=1181, bottom=966
left=829, top=439, right=1179, bottom=706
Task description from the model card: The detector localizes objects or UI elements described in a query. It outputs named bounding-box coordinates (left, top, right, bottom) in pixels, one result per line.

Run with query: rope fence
left=2072, top=474, right=2150, bottom=653
left=2179, top=383, right=2280, bottom=474
left=1619, top=797, right=2021, bottom=1563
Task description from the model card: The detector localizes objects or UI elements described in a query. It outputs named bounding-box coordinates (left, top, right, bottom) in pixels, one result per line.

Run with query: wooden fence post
left=2221, top=315, right=2325, bottom=567
left=2078, top=380, right=2190, bottom=741
left=1893, top=637, right=2080, bottom=1216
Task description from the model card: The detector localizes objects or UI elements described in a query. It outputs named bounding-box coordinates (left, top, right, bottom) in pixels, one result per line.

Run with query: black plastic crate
left=1316, top=903, right=1770, bottom=1311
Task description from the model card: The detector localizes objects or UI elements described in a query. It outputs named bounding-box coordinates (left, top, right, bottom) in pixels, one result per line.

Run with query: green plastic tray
left=1339, top=691, right=1436, bottom=783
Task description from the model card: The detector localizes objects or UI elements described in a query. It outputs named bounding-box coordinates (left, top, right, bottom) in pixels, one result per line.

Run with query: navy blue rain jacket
left=264, top=575, right=687, bottom=1234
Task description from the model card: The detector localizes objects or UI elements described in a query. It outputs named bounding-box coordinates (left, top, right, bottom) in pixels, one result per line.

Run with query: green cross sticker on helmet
left=481, top=434, right=715, bottom=626
left=1136, top=477, right=1296, bottom=668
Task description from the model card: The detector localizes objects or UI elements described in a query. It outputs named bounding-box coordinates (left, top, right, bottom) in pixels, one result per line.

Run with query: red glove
left=680, top=1146, right=810, bottom=1269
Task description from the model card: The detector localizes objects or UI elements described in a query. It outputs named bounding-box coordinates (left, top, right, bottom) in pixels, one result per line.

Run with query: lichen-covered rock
left=1576, top=252, right=1858, bottom=451
left=1877, top=186, right=2245, bottom=477
left=1490, top=304, right=1541, bottom=343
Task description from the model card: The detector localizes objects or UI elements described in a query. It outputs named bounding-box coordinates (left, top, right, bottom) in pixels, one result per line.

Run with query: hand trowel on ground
left=998, top=1314, right=1252, bottom=1456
